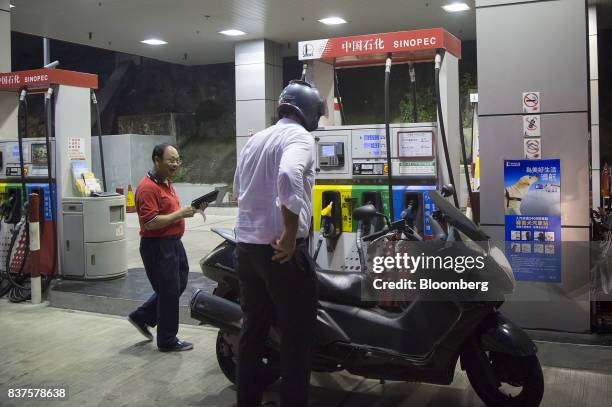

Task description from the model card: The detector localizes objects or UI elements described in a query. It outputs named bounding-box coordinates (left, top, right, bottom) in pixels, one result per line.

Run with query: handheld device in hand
left=191, top=189, right=219, bottom=209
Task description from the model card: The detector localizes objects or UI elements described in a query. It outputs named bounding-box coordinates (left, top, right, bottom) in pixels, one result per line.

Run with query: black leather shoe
left=127, top=315, right=153, bottom=341
left=158, top=340, right=194, bottom=352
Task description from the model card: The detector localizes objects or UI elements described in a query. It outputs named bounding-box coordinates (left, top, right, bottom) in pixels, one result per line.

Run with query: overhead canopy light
left=318, top=17, right=347, bottom=25
left=141, top=38, right=168, bottom=45
left=10, top=4, right=15, bottom=8
left=219, top=29, right=246, bottom=36
left=442, top=3, right=470, bottom=12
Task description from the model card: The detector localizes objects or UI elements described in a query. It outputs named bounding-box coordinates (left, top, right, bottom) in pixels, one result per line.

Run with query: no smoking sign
left=522, top=91, right=540, bottom=113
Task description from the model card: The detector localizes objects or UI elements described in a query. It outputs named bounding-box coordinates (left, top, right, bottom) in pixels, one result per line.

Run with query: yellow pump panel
left=313, top=185, right=353, bottom=232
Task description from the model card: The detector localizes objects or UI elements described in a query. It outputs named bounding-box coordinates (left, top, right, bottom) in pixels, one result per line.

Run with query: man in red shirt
left=128, top=143, right=199, bottom=352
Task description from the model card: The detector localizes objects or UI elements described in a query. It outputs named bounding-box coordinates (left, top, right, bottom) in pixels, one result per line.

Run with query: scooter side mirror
left=353, top=204, right=378, bottom=222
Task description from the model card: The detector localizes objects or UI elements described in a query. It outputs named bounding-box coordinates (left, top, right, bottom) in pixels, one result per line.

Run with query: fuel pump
left=1, top=87, right=46, bottom=302
left=0, top=75, right=50, bottom=299
left=300, top=28, right=462, bottom=272
left=0, top=67, right=128, bottom=290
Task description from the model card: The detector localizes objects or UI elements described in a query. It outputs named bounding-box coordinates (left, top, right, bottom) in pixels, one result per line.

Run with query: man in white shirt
left=233, top=80, right=325, bottom=407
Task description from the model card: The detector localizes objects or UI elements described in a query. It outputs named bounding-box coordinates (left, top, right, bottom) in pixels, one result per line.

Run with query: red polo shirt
left=136, top=174, right=185, bottom=238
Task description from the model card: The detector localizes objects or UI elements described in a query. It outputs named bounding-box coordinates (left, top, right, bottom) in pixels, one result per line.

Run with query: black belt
left=141, top=235, right=182, bottom=240
left=238, top=237, right=307, bottom=248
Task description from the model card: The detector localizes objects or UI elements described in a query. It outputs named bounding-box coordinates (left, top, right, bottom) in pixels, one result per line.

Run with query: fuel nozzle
left=313, top=201, right=335, bottom=261
left=320, top=201, right=335, bottom=238
left=400, top=200, right=418, bottom=227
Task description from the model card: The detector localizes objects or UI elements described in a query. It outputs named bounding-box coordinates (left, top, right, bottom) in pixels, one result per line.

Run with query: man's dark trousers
left=130, top=237, right=189, bottom=347
left=235, top=240, right=317, bottom=407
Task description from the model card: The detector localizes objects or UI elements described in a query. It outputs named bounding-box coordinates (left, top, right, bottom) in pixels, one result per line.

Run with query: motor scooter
left=190, top=186, right=544, bottom=407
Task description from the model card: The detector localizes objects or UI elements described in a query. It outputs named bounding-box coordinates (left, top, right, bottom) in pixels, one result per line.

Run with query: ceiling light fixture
left=442, top=3, right=470, bottom=12
left=10, top=4, right=15, bottom=8
left=219, top=29, right=246, bottom=36
left=141, top=39, right=168, bottom=45
left=318, top=17, right=347, bottom=25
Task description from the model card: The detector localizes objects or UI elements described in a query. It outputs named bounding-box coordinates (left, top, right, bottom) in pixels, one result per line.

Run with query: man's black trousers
left=131, top=237, right=189, bottom=347
left=235, top=240, right=318, bottom=407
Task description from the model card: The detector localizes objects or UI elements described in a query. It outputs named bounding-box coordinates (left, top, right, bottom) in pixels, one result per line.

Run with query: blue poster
left=504, top=159, right=561, bottom=282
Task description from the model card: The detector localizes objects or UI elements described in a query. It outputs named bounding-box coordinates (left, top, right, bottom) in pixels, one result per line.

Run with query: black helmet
left=277, top=80, right=326, bottom=132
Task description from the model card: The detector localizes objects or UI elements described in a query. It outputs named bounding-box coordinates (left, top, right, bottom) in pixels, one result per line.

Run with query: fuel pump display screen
left=318, top=142, right=345, bottom=167
left=398, top=131, right=434, bottom=158
left=31, top=143, right=48, bottom=166
left=321, top=145, right=335, bottom=157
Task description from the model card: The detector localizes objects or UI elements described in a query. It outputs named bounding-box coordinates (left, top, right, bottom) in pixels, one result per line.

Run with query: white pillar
left=234, top=39, right=283, bottom=158
left=304, top=61, right=335, bottom=127
left=55, top=85, right=93, bottom=199
left=0, top=0, right=17, bottom=140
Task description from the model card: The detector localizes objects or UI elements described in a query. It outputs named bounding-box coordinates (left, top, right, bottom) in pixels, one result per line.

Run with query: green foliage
left=398, top=72, right=477, bottom=128
left=172, top=166, right=188, bottom=183
left=399, top=88, right=436, bottom=123
left=459, top=72, right=477, bottom=128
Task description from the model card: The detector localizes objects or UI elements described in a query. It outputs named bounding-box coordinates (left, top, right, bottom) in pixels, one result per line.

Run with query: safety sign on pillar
left=523, top=115, right=541, bottom=138
left=522, top=91, right=541, bottom=160
left=524, top=138, right=542, bottom=160
left=522, top=91, right=540, bottom=113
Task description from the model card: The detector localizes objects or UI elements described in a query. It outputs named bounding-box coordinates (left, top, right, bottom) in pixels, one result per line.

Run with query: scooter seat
left=316, top=269, right=365, bottom=307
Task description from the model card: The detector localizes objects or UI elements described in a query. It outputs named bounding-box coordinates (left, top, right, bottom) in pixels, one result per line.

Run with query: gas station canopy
left=298, top=28, right=461, bottom=68
left=0, top=69, right=98, bottom=93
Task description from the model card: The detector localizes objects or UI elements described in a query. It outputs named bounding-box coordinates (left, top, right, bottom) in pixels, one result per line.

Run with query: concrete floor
left=1, top=301, right=612, bottom=407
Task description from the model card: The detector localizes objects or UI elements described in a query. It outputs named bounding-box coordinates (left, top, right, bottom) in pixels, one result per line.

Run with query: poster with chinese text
left=504, top=159, right=561, bottom=282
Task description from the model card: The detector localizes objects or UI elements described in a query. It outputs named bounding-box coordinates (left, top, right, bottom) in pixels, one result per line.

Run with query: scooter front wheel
left=215, top=329, right=280, bottom=388
left=464, top=349, right=544, bottom=407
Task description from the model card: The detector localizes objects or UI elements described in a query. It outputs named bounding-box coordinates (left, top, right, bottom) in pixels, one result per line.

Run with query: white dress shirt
left=233, top=118, right=315, bottom=244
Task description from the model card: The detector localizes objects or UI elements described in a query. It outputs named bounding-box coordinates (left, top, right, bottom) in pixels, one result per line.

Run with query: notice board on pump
left=397, top=131, right=434, bottom=159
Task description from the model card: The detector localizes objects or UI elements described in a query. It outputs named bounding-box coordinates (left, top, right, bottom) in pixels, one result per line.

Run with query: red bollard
left=28, top=193, right=42, bottom=304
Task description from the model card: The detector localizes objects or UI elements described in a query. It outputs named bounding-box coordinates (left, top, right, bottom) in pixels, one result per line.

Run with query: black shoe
left=158, top=340, right=193, bottom=352
left=127, top=315, right=153, bottom=341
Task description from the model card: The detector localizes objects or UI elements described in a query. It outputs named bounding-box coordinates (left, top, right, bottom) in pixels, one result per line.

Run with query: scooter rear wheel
left=464, top=349, right=544, bottom=407
left=215, top=329, right=280, bottom=388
